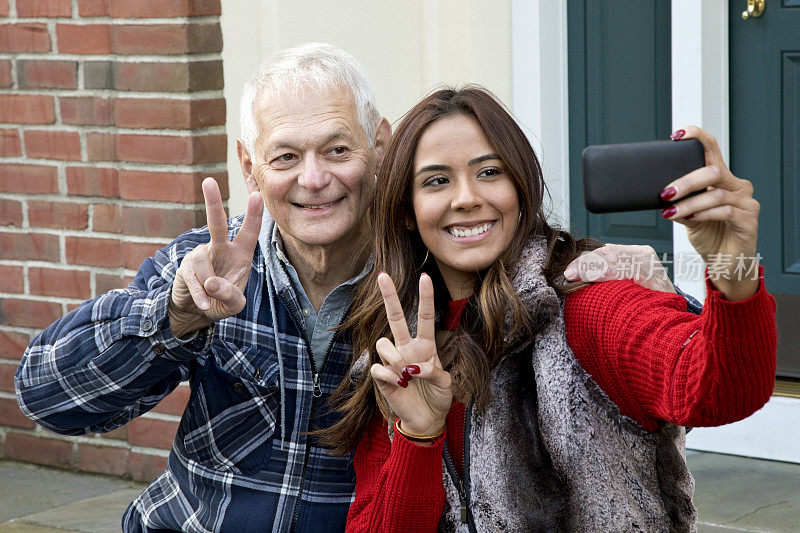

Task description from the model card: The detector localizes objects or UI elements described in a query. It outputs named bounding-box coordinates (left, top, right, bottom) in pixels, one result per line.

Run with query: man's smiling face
left=249, top=87, right=377, bottom=251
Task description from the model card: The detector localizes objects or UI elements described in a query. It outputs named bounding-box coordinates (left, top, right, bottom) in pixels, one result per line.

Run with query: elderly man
left=16, top=43, right=692, bottom=532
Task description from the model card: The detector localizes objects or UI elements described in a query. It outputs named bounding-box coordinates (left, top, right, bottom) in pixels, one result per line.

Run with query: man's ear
left=236, top=139, right=260, bottom=195
left=373, top=118, right=392, bottom=165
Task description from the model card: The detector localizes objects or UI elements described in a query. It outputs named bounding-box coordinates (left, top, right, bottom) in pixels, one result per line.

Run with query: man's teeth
left=302, top=201, right=336, bottom=209
left=448, top=222, right=492, bottom=237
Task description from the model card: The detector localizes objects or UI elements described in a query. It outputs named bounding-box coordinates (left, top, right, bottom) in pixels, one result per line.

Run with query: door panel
left=730, top=0, right=800, bottom=377
left=568, top=0, right=673, bottom=264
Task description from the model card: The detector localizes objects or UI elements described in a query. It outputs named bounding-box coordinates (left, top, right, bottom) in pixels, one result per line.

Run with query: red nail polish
left=378, top=271, right=386, bottom=275
left=401, top=369, right=412, bottom=381
left=661, top=206, right=677, bottom=218
left=660, top=187, right=677, bottom=201
left=685, top=213, right=695, bottom=220
left=406, top=365, right=421, bottom=375
left=397, top=378, right=408, bottom=388
left=671, top=129, right=685, bottom=140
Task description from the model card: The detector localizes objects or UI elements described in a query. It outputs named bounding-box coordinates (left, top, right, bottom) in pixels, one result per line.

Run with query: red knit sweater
left=345, top=276, right=777, bottom=532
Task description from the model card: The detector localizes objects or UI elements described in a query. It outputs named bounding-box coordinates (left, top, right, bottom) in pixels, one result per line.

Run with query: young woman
left=325, top=87, right=776, bottom=531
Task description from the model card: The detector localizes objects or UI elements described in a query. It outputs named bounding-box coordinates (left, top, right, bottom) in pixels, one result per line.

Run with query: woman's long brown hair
left=321, top=87, right=599, bottom=455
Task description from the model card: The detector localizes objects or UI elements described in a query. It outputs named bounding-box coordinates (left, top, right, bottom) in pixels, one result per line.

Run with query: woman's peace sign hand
left=169, top=177, right=264, bottom=337
left=371, top=272, right=452, bottom=438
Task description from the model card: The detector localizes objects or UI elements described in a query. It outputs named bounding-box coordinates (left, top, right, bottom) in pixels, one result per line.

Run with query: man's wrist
left=168, top=305, right=212, bottom=339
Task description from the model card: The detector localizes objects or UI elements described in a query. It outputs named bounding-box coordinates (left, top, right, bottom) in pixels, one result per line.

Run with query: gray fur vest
left=393, top=239, right=697, bottom=532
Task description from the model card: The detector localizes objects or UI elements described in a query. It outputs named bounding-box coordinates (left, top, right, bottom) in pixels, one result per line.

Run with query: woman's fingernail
left=685, top=213, right=695, bottom=220
left=564, top=266, right=577, bottom=280
left=661, top=206, right=677, bottom=218
left=401, top=369, right=413, bottom=381
left=671, top=129, right=685, bottom=140
left=660, top=187, right=677, bottom=200
left=397, top=378, right=408, bottom=388
left=406, top=365, right=421, bottom=375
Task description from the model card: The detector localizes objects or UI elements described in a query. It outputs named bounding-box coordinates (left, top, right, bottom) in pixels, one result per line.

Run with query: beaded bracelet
left=394, top=418, right=445, bottom=442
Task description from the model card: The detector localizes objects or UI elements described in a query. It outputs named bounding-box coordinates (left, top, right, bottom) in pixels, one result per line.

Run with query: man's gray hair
left=240, top=42, right=381, bottom=155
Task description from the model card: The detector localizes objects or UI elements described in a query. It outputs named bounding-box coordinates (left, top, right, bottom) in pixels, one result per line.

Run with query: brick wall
left=0, top=0, right=228, bottom=482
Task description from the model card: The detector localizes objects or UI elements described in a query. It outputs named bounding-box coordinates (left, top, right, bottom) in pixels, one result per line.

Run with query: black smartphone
left=581, top=139, right=705, bottom=214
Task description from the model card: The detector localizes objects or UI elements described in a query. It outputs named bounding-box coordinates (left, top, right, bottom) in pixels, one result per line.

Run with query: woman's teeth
left=448, top=222, right=492, bottom=237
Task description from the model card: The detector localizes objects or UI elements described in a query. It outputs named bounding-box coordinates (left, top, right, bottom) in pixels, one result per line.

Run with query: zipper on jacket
left=443, top=401, right=477, bottom=533
left=288, top=303, right=353, bottom=531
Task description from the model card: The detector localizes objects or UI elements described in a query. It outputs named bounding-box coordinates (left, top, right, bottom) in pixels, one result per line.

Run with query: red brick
left=18, top=60, right=78, bottom=89
left=0, top=329, right=30, bottom=358
left=24, top=130, right=81, bottom=161
left=66, top=166, right=118, bottom=197
left=0, top=360, right=17, bottom=392
left=0, top=298, right=63, bottom=329
left=4, top=432, right=74, bottom=469
left=112, top=23, right=221, bottom=55
left=128, top=417, right=178, bottom=450
left=77, top=442, right=130, bottom=476
left=0, top=0, right=7, bottom=17
left=119, top=170, right=227, bottom=203
left=95, top=273, right=125, bottom=294
left=0, top=60, right=11, bottom=87
left=29, top=267, right=92, bottom=299
left=113, top=134, right=226, bottom=165
left=0, top=397, right=36, bottom=429
left=152, top=385, right=190, bottom=416
left=127, top=451, right=167, bottom=482
left=78, top=0, right=109, bottom=17
left=0, top=200, right=22, bottom=227
left=0, top=165, right=58, bottom=193
left=0, top=265, right=23, bottom=292
left=17, top=0, right=73, bottom=17
left=0, top=129, right=21, bottom=157
left=190, top=99, right=226, bottom=128
left=122, top=241, right=166, bottom=270
left=113, top=98, right=225, bottom=130
left=56, top=24, right=112, bottom=55
left=65, top=236, right=121, bottom=267
left=85, top=132, right=116, bottom=161
left=0, top=95, right=56, bottom=124
left=109, top=0, right=220, bottom=18
left=28, top=201, right=89, bottom=230
left=99, top=425, right=128, bottom=441
left=122, top=205, right=203, bottom=239
left=60, top=97, right=113, bottom=126
left=92, top=203, right=121, bottom=233
left=114, top=60, right=223, bottom=92
left=0, top=24, right=51, bottom=53
left=0, top=233, right=60, bottom=261
left=122, top=274, right=135, bottom=286
left=114, top=62, right=189, bottom=93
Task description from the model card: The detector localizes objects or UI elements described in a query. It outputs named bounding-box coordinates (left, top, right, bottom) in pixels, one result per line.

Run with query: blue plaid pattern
left=16, top=214, right=356, bottom=532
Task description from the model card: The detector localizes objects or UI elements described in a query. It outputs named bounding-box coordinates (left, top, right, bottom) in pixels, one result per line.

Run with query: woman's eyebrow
left=468, top=153, right=501, bottom=166
left=414, top=164, right=450, bottom=177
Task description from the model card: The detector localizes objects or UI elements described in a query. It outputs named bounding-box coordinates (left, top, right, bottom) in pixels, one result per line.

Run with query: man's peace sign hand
left=169, top=178, right=264, bottom=338
left=371, top=272, right=452, bottom=438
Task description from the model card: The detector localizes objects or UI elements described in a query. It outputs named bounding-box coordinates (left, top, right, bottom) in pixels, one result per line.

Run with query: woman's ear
left=405, top=216, right=416, bottom=231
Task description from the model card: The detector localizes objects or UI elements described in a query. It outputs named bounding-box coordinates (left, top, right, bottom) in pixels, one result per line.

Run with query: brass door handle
left=742, top=0, right=765, bottom=20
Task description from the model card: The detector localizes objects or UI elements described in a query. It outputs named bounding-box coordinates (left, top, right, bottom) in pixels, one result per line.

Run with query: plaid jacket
left=16, top=214, right=357, bottom=532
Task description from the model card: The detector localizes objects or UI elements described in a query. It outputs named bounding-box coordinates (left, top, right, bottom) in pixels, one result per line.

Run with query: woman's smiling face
left=411, top=113, right=520, bottom=299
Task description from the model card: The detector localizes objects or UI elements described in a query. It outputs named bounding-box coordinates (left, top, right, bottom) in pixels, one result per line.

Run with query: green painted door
left=730, top=0, right=800, bottom=378
left=567, top=0, right=673, bottom=265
